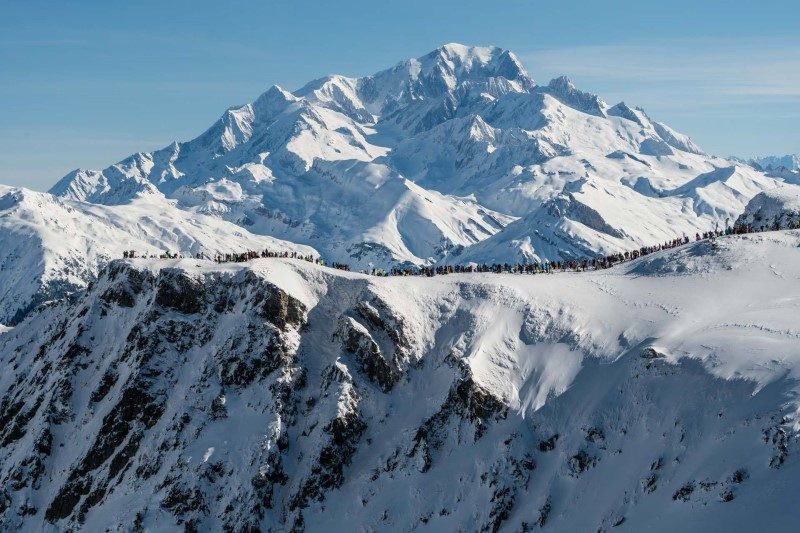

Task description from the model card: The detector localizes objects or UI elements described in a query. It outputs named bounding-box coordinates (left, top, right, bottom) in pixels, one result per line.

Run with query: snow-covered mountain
left=46, top=43, right=792, bottom=269
left=0, top=185, right=315, bottom=324
left=2, top=231, right=800, bottom=531
left=742, top=154, right=800, bottom=172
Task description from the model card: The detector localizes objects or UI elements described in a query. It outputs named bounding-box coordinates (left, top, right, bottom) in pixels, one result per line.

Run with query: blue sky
left=1, top=0, right=798, bottom=190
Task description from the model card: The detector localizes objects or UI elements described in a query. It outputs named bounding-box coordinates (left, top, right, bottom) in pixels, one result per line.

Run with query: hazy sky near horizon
left=1, top=0, right=798, bottom=190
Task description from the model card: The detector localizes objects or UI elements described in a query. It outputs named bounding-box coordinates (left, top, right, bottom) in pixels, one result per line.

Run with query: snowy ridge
left=1, top=232, right=800, bottom=530
left=2, top=41, right=799, bottom=533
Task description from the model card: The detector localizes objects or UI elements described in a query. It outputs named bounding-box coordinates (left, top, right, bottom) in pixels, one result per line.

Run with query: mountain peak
left=349, top=44, right=533, bottom=116
left=253, top=84, right=299, bottom=114
left=548, top=74, right=576, bottom=90
left=425, top=43, right=531, bottom=84
left=608, top=101, right=647, bottom=126
left=542, top=75, right=606, bottom=116
left=434, top=43, right=498, bottom=63
left=41, top=43, right=777, bottom=279
left=255, top=84, right=296, bottom=103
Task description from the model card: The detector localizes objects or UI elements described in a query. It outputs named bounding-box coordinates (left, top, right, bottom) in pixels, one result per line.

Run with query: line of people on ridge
left=122, top=249, right=321, bottom=264
left=121, top=222, right=787, bottom=277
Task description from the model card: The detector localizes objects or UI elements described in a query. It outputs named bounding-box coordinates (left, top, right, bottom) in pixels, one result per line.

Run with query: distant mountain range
left=735, top=154, right=800, bottom=172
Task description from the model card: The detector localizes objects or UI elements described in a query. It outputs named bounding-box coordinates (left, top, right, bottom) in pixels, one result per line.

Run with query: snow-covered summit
left=354, top=43, right=534, bottom=115
left=541, top=75, right=606, bottom=116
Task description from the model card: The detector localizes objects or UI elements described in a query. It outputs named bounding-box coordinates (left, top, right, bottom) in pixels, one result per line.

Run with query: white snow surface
left=3, top=42, right=800, bottom=532
left=1, top=232, right=800, bottom=531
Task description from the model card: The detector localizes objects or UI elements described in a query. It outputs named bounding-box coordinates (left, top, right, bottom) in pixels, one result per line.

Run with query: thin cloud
left=521, top=39, right=800, bottom=98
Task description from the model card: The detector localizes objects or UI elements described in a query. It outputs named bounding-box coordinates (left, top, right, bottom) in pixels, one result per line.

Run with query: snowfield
left=1, top=231, right=799, bottom=531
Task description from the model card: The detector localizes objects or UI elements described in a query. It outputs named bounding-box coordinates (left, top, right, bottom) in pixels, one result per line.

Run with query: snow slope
left=2, top=231, right=800, bottom=531
left=47, top=44, right=794, bottom=270
left=0, top=185, right=315, bottom=324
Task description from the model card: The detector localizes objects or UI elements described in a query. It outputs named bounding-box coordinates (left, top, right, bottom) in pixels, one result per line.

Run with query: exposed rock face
left=0, top=261, right=312, bottom=531
left=2, top=237, right=800, bottom=531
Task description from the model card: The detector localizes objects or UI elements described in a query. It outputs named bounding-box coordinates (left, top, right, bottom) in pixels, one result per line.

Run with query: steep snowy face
left=0, top=185, right=315, bottom=324
left=2, top=233, right=800, bottom=531
left=49, top=167, right=162, bottom=205
left=47, top=44, right=793, bottom=269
